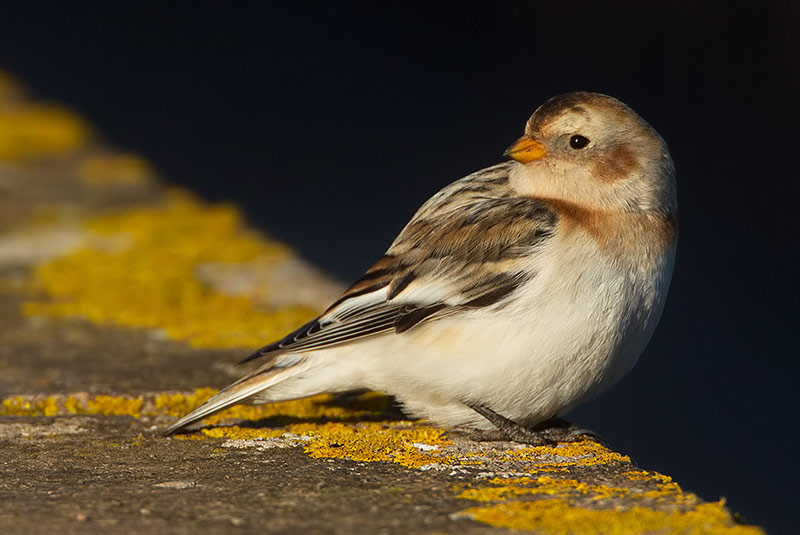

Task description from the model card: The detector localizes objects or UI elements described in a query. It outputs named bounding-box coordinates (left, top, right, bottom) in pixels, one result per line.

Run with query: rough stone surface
left=0, top=70, right=765, bottom=534
left=0, top=416, right=493, bottom=535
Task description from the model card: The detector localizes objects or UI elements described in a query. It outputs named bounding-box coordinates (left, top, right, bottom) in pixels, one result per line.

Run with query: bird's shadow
left=176, top=392, right=609, bottom=450
left=190, top=390, right=411, bottom=433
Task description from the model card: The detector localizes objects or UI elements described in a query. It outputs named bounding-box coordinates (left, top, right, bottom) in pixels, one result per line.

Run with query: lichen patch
left=22, top=190, right=317, bottom=349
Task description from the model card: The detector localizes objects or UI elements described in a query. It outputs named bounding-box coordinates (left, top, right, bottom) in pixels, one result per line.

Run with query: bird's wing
left=242, top=162, right=557, bottom=363
left=164, top=163, right=557, bottom=435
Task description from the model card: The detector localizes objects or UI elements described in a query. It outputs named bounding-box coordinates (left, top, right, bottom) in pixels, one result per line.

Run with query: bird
left=164, top=91, right=677, bottom=443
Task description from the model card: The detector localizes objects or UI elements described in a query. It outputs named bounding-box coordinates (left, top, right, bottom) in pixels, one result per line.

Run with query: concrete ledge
left=0, top=70, right=764, bottom=534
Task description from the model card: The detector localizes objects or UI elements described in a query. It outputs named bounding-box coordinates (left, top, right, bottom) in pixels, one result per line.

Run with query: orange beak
left=504, top=136, right=547, bottom=163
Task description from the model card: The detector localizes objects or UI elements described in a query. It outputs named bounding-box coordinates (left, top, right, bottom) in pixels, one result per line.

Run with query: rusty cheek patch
left=591, top=144, right=641, bottom=183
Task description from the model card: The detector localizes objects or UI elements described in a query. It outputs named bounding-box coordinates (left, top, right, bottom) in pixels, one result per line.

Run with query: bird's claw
left=465, top=402, right=606, bottom=446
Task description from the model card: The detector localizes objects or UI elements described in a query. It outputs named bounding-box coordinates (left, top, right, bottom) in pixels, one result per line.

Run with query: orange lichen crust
left=22, top=189, right=317, bottom=349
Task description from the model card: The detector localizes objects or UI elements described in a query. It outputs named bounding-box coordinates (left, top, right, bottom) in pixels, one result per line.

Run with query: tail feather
left=163, top=357, right=310, bottom=435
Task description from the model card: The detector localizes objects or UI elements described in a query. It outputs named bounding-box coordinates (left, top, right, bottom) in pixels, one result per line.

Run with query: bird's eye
left=569, top=135, right=590, bottom=149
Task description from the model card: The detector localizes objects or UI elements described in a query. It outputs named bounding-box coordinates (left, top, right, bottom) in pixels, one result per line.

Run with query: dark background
left=1, top=2, right=797, bottom=532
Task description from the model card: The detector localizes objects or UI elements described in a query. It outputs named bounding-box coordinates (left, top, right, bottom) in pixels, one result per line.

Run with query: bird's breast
left=519, top=213, right=676, bottom=391
left=531, top=194, right=671, bottom=249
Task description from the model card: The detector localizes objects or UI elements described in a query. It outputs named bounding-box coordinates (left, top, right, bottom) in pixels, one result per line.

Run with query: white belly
left=334, top=232, right=676, bottom=429
left=265, top=230, right=675, bottom=430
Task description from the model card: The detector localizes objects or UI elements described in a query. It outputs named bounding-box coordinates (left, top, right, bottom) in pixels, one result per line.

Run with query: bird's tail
left=163, top=356, right=311, bottom=435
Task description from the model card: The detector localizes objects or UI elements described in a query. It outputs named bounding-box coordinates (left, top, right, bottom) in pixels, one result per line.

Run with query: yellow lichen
left=172, top=434, right=208, bottom=441
left=1, top=394, right=143, bottom=418
left=0, top=390, right=392, bottom=426
left=2, top=389, right=449, bottom=471
left=153, top=389, right=391, bottom=425
left=503, top=439, right=630, bottom=468
left=154, top=388, right=218, bottom=417
left=202, top=426, right=286, bottom=440
left=620, top=470, right=697, bottom=504
left=78, top=153, right=155, bottom=186
left=86, top=395, right=143, bottom=417
left=1, top=395, right=67, bottom=417
left=460, top=499, right=765, bottom=535
left=0, top=388, right=762, bottom=533
left=64, top=396, right=84, bottom=415
left=201, top=421, right=453, bottom=469
left=23, top=189, right=317, bottom=349
left=624, top=469, right=674, bottom=483
left=0, top=104, right=89, bottom=160
left=458, top=476, right=629, bottom=503
left=2, top=396, right=38, bottom=416
left=40, top=397, right=59, bottom=417
left=209, top=391, right=391, bottom=425
left=301, top=422, right=451, bottom=468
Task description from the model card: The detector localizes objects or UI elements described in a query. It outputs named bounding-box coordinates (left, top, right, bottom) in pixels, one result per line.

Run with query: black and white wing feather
left=242, top=162, right=557, bottom=364
left=164, top=162, right=557, bottom=435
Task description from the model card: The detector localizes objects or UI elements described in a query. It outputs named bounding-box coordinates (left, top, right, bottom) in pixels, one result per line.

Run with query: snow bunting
left=165, top=92, right=677, bottom=442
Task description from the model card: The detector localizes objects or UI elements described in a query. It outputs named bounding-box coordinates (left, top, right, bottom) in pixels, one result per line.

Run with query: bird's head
left=506, top=92, right=676, bottom=217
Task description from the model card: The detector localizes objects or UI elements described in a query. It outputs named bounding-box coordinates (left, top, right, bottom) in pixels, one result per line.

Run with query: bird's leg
left=465, top=402, right=605, bottom=446
left=465, top=402, right=555, bottom=445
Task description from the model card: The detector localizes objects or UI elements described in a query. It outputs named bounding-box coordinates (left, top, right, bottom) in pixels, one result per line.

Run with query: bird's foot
left=465, top=402, right=606, bottom=446
left=529, top=418, right=607, bottom=446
